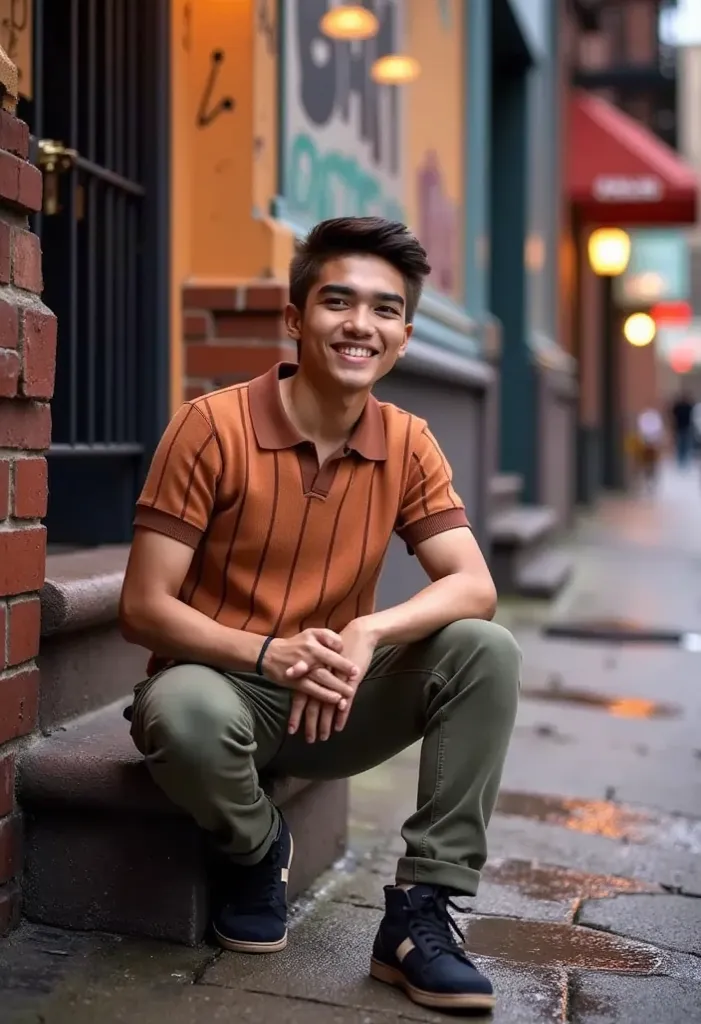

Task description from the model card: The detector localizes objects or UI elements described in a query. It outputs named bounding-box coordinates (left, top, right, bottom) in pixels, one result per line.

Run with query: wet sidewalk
left=3, top=464, right=701, bottom=1023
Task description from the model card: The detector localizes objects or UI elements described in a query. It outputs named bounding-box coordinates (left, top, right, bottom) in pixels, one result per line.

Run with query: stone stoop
left=488, top=474, right=572, bottom=600
left=19, top=547, right=349, bottom=945
left=18, top=700, right=348, bottom=945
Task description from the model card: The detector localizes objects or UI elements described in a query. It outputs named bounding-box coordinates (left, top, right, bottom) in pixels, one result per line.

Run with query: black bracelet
left=256, top=635, right=275, bottom=677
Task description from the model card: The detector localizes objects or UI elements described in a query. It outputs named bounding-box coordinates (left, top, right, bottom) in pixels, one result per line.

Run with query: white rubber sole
left=370, top=957, right=496, bottom=1012
left=214, top=834, right=294, bottom=955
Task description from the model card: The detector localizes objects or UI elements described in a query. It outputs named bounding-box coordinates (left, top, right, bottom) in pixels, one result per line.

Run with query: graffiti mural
left=283, top=0, right=405, bottom=227
left=416, top=151, right=459, bottom=295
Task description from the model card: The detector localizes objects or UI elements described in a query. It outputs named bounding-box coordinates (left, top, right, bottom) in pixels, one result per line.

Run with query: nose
left=343, top=305, right=374, bottom=339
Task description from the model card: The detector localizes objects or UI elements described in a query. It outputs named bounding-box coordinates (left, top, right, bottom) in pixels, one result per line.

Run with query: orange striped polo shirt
left=134, top=363, right=468, bottom=639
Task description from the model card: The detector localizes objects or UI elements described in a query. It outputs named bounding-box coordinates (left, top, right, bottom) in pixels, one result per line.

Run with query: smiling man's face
left=285, top=253, right=412, bottom=392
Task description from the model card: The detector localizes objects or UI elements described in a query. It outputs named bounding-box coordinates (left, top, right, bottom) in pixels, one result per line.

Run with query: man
left=670, top=390, right=694, bottom=467
left=120, top=217, right=520, bottom=1014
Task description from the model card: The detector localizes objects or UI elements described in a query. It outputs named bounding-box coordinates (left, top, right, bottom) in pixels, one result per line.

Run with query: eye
left=376, top=305, right=400, bottom=317
left=324, top=296, right=348, bottom=309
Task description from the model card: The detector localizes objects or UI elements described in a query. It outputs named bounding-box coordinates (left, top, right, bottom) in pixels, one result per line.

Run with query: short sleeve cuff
left=397, top=508, right=470, bottom=550
left=133, top=506, right=203, bottom=549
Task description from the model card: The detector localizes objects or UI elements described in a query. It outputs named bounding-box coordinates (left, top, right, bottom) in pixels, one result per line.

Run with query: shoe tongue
left=405, top=884, right=440, bottom=909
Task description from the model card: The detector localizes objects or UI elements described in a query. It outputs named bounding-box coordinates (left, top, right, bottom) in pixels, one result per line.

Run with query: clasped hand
left=262, top=623, right=376, bottom=744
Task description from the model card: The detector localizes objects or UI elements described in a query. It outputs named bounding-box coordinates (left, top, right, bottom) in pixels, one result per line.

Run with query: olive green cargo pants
left=130, top=619, right=521, bottom=895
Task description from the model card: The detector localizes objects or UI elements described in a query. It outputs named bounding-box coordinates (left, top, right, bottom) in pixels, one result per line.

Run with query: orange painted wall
left=170, top=0, right=469, bottom=408
left=169, top=0, right=294, bottom=408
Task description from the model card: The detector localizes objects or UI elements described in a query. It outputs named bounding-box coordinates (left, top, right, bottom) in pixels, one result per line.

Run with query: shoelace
left=408, top=889, right=473, bottom=963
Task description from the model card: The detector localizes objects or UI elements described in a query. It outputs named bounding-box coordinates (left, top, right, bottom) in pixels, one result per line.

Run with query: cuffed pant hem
left=395, top=856, right=480, bottom=897
left=218, top=800, right=280, bottom=866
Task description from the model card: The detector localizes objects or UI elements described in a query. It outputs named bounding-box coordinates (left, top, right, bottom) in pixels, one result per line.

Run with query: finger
left=288, top=694, right=307, bottom=735
left=296, top=678, right=345, bottom=704
left=285, top=660, right=309, bottom=678
left=313, top=629, right=344, bottom=651
left=304, top=700, right=321, bottom=744
left=318, top=702, right=336, bottom=742
left=307, top=665, right=356, bottom=697
left=334, top=698, right=354, bottom=732
left=310, top=642, right=359, bottom=678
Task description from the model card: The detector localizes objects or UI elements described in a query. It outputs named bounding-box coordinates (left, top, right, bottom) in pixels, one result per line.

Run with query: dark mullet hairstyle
left=289, top=216, right=431, bottom=322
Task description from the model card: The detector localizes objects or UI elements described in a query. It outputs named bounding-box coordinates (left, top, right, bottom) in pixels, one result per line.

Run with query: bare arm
left=120, top=528, right=359, bottom=702
left=119, top=528, right=265, bottom=671
left=290, top=527, right=497, bottom=741
left=356, top=527, right=497, bottom=647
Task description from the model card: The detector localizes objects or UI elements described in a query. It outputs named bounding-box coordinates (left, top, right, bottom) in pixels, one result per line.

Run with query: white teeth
left=336, top=346, right=375, bottom=358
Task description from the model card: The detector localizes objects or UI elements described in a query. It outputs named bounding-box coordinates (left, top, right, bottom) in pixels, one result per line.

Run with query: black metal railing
left=19, top=0, right=169, bottom=544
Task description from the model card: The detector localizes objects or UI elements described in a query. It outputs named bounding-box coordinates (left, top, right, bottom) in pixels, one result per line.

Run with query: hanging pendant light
left=371, top=54, right=421, bottom=85
left=320, top=5, right=379, bottom=41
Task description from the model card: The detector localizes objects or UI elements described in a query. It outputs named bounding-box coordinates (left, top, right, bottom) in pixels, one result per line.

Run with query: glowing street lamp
left=320, top=4, right=379, bottom=40
left=587, top=228, right=631, bottom=277
left=623, top=312, right=656, bottom=347
left=371, top=54, right=421, bottom=85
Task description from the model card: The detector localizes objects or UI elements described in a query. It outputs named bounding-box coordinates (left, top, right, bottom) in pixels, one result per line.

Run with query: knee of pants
left=137, top=671, right=254, bottom=767
left=439, top=618, right=522, bottom=708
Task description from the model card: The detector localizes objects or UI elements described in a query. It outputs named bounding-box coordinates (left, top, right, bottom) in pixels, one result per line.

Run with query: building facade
left=562, top=0, right=697, bottom=499
left=14, top=0, right=573, bottom=585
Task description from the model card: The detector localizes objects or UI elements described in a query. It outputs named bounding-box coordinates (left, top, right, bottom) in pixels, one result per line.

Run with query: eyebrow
left=318, top=283, right=405, bottom=307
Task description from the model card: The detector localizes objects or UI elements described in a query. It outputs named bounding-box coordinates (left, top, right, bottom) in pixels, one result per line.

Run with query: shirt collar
left=248, top=362, right=387, bottom=461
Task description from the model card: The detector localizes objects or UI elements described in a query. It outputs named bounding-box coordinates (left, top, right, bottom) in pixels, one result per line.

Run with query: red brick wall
left=183, top=282, right=297, bottom=399
left=0, top=101, right=54, bottom=936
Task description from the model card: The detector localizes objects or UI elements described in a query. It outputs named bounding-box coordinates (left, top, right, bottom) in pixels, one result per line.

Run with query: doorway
left=18, top=0, right=170, bottom=546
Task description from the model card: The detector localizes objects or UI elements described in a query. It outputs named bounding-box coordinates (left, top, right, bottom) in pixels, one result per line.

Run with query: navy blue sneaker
left=212, top=816, right=294, bottom=954
left=370, top=885, right=495, bottom=1012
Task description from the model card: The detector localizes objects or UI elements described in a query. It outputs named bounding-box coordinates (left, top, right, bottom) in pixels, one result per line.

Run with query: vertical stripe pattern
left=133, top=366, right=469, bottom=643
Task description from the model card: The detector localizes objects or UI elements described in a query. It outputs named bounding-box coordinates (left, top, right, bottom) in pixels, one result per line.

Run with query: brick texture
left=13, top=457, right=48, bottom=518
left=0, top=756, right=14, bottom=817
left=0, top=667, right=39, bottom=745
left=12, top=227, right=42, bottom=292
left=0, top=104, right=53, bottom=935
left=22, top=308, right=57, bottom=399
left=0, top=883, right=20, bottom=937
left=182, top=281, right=296, bottom=395
left=0, top=222, right=9, bottom=284
left=0, top=399, right=51, bottom=449
left=0, top=814, right=20, bottom=884
left=7, top=597, right=40, bottom=666
left=0, top=527, right=46, bottom=597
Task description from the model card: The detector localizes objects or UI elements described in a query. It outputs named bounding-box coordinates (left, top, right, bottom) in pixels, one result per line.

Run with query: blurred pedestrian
left=634, top=408, right=664, bottom=489
left=670, top=391, right=694, bottom=467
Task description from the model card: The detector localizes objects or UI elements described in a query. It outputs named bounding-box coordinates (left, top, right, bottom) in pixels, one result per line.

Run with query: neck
left=281, top=366, right=369, bottom=443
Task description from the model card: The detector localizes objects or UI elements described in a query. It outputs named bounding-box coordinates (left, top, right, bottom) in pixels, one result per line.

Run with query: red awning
left=567, top=91, right=698, bottom=226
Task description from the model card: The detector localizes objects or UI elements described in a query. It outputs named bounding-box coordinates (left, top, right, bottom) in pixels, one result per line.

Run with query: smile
left=331, top=344, right=378, bottom=359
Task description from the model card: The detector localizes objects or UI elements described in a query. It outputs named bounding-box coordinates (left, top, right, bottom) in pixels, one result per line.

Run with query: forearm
left=359, top=572, right=496, bottom=646
left=120, top=593, right=264, bottom=673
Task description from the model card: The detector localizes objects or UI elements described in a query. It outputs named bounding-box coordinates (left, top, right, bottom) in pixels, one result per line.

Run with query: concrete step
left=489, top=505, right=560, bottom=596
left=18, top=701, right=348, bottom=946
left=489, top=473, right=524, bottom=515
left=515, top=549, right=573, bottom=600
left=39, top=546, right=147, bottom=730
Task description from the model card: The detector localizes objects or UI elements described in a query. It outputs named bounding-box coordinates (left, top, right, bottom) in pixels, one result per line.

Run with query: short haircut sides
left=289, top=216, right=431, bottom=322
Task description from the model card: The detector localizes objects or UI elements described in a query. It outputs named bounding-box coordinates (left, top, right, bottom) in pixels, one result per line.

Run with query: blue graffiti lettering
left=287, top=133, right=405, bottom=225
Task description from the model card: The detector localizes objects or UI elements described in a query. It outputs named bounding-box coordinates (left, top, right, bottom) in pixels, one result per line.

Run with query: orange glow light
left=669, top=345, right=696, bottom=374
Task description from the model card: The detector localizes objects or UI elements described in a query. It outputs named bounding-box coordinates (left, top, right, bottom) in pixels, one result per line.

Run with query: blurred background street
left=1, top=0, right=701, bottom=1020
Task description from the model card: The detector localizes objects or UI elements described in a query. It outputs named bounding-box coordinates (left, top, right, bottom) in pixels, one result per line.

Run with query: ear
left=284, top=302, right=303, bottom=340
left=397, top=322, right=413, bottom=358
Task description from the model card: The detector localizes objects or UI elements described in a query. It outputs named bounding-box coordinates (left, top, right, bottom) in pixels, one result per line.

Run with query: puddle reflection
left=520, top=686, right=680, bottom=719
left=467, top=918, right=661, bottom=973
left=496, top=790, right=701, bottom=853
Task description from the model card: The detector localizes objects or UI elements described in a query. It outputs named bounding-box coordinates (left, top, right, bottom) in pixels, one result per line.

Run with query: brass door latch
left=37, top=139, right=78, bottom=215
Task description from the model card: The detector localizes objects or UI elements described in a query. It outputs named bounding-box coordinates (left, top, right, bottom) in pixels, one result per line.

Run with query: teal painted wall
left=464, top=0, right=491, bottom=318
